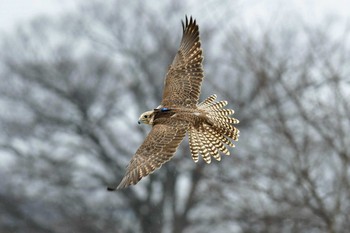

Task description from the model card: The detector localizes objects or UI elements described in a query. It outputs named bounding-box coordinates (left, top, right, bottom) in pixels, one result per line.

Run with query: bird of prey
left=108, top=16, right=239, bottom=190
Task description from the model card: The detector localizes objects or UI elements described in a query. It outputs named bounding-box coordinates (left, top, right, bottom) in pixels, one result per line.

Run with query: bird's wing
left=161, top=16, right=204, bottom=107
left=115, top=121, right=188, bottom=189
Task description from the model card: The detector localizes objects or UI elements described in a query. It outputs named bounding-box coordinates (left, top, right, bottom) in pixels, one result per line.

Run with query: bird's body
left=108, top=16, right=239, bottom=190
left=145, top=107, right=209, bottom=127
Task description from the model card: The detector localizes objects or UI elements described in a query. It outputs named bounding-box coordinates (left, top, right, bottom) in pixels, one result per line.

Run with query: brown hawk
left=108, top=16, right=239, bottom=190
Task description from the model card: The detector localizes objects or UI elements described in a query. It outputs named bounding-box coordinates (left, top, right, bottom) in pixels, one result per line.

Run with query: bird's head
left=138, top=110, right=155, bottom=125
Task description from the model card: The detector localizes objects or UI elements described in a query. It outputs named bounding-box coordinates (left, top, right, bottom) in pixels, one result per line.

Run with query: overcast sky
left=0, top=0, right=78, bottom=32
left=0, top=0, right=349, bottom=34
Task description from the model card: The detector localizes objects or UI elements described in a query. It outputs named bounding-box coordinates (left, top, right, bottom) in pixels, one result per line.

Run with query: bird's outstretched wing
left=161, top=16, right=204, bottom=107
left=111, top=121, right=188, bottom=189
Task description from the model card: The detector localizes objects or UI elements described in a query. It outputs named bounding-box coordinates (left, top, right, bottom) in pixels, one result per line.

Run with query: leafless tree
left=0, top=1, right=349, bottom=233
left=202, top=20, right=350, bottom=233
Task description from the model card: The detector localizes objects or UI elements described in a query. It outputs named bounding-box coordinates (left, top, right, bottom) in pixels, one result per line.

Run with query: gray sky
left=0, top=0, right=348, bottom=33
left=0, top=0, right=78, bottom=32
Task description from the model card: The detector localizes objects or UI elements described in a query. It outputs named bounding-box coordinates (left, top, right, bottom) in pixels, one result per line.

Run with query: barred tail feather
left=198, top=94, right=217, bottom=107
left=189, top=95, right=239, bottom=164
left=188, top=129, right=200, bottom=162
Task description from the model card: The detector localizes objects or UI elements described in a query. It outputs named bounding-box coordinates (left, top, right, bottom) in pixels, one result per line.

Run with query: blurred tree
left=204, top=22, right=350, bottom=233
left=0, top=1, right=349, bottom=233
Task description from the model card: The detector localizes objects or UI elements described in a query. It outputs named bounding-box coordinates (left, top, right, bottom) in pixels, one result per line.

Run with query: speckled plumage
left=109, top=16, right=239, bottom=190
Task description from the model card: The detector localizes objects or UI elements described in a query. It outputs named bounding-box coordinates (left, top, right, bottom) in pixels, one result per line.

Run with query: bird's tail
left=189, top=94, right=239, bottom=163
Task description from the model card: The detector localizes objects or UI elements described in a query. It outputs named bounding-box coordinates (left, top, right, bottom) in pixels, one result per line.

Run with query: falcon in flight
left=108, top=16, right=239, bottom=190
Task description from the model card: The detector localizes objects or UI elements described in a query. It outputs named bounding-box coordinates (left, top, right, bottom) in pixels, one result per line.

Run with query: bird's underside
left=108, top=16, right=239, bottom=190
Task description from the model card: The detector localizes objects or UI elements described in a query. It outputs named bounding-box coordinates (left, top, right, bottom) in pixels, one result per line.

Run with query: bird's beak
left=138, top=121, right=141, bottom=124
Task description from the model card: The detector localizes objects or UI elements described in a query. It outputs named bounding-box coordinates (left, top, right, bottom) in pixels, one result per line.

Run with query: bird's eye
left=144, top=115, right=148, bottom=118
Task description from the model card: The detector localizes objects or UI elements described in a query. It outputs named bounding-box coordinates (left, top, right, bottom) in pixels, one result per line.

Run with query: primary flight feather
left=108, top=16, right=239, bottom=190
